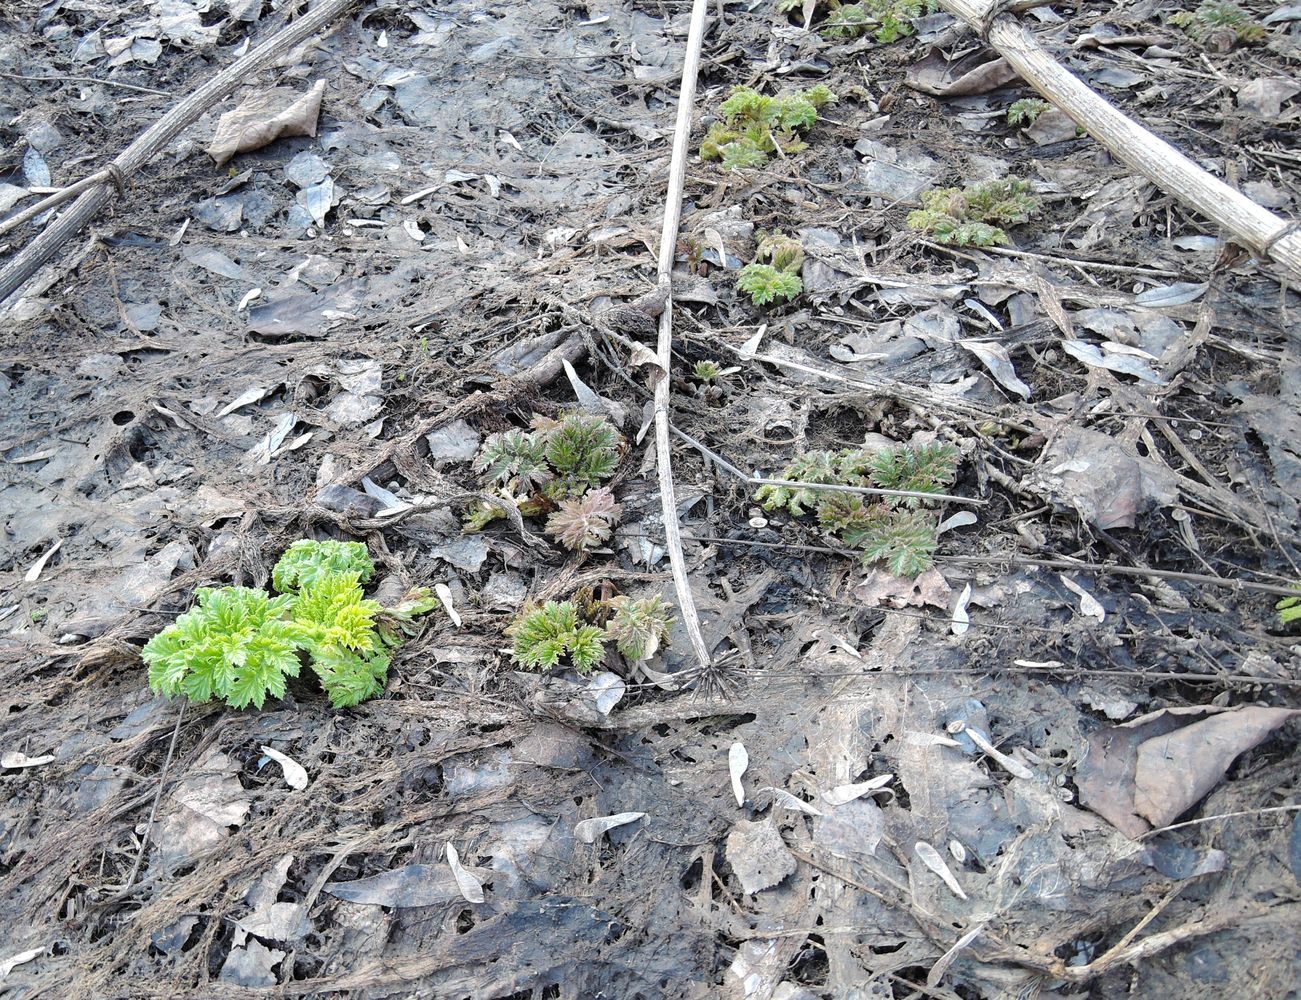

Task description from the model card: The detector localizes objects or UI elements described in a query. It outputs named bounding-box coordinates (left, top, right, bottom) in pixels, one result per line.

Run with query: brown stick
left=0, top=0, right=362, bottom=306
left=936, top=0, right=1301, bottom=282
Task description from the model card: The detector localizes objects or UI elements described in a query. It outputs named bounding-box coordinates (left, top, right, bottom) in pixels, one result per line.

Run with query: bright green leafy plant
left=1278, top=587, right=1301, bottom=627
left=272, top=539, right=374, bottom=592
left=700, top=84, right=836, bottom=172
left=508, top=595, right=676, bottom=673
left=1169, top=2, right=1265, bottom=45
left=507, top=600, right=608, bottom=673
left=757, top=443, right=959, bottom=577
left=738, top=231, right=805, bottom=307
left=778, top=0, right=936, bottom=43
left=465, top=413, right=625, bottom=549
left=1007, top=98, right=1051, bottom=126
left=907, top=178, right=1039, bottom=247
left=142, top=540, right=439, bottom=709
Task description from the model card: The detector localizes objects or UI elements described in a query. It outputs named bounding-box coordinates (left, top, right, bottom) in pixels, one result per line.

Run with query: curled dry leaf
left=444, top=842, right=485, bottom=903
left=821, top=774, right=894, bottom=806
left=207, top=80, right=327, bottom=166
left=574, top=811, right=645, bottom=844
left=25, top=539, right=62, bottom=582
left=950, top=723, right=1036, bottom=780
left=915, top=840, right=968, bottom=900
left=1060, top=575, right=1105, bottom=622
left=759, top=786, right=823, bottom=817
left=0, top=946, right=46, bottom=977
left=259, top=746, right=308, bottom=790
left=728, top=741, right=748, bottom=807
left=2, top=751, right=56, bottom=769
left=951, top=582, right=972, bottom=636
left=435, top=582, right=461, bottom=627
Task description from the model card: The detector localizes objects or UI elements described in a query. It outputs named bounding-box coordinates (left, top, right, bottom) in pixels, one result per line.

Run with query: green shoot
left=272, top=539, right=373, bottom=592
left=604, top=595, right=675, bottom=661
left=1169, top=2, right=1266, bottom=44
left=700, top=84, right=836, bottom=171
left=1007, top=98, right=1051, bottom=126
left=142, top=539, right=439, bottom=710
left=908, top=178, right=1039, bottom=247
left=738, top=265, right=803, bottom=307
left=779, top=0, right=936, bottom=43
left=756, top=443, right=959, bottom=577
left=738, top=231, right=805, bottom=308
left=507, top=601, right=607, bottom=673
left=1278, top=588, right=1301, bottom=627
left=693, top=360, right=722, bottom=382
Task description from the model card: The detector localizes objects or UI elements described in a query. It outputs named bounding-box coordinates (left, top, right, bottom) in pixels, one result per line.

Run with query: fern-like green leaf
left=756, top=450, right=841, bottom=516
left=604, top=595, right=675, bottom=661
left=272, top=540, right=373, bottom=593
left=1277, top=592, right=1301, bottom=627
left=720, top=140, right=769, bottom=171
left=541, top=414, right=622, bottom=497
left=909, top=178, right=1037, bottom=246
left=507, top=600, right=609, bottom=673
left=474, top=429, right=552, bottom=494
left=737, top=264, right=803, bottom=307
left=869, top=443, right=958, bottom=504
left=1007, top=98, right=1050, bottom=126
left=857, top=508, right=940, bottom=577
left=142, top=587, right=307, bottom=709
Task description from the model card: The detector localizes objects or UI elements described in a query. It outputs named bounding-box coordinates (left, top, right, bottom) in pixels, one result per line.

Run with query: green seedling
left=1169, top=2, right=1265, bottom=45
left=738, top=231, right=805, bottom=307
left=1278, top=587, right=1301, bottom=627
left=507, top=595, right=676, bottom=673
left=693, top=360, right=723, bottom=382
left=142, top=540, right=438, bottom=709
left=700, top=84, right=836, bottom=172
left=466, top=413, right=625, bottom=550
left=778, top=0, right=936, bottom=43
left=1007, top=98, right=1051, bottom=126
left=757, top=443, right=959, bottom=577
left=907, top=178, right=1039, bottom=247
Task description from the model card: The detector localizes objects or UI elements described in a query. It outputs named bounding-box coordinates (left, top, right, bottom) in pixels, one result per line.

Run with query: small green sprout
left=908, top=178, right=1039, bottom=247
left=756, top=443, right=960, bottom=577
left=700, top=84, right=836, bottom=171
left=1278, top=587, right=1301, bottom=627
left=507, top=595, right=677, bottom=673
left=1169, top=2, right=1266, bottom=45
left=778, top=0, right=936, bottom=43
left=1007, top=98, right=1051, bottom=126
left=737, top=230, right=805, bottom=308
left=693, top=360, right=722, bottom=382
left=738, top=265, right=803, bottom=307
left=142, top=540, right=438, bottom=710
left=466, top=413, right=625, bottom=547
left=604, top=595, right=675, bottom=661
left=507, top=600, right=608, bottom=674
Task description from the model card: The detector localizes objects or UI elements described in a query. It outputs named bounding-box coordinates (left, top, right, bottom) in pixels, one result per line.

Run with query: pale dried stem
left=652, top=0, right=714, bottom=675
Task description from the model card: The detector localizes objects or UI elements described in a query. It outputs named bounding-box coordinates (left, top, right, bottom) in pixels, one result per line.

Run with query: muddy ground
left=1, top=1, right=1299, bottom=997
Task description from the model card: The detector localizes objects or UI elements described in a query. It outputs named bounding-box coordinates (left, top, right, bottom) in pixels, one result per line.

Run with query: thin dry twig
left=120, top=703, right=185, bottom=892
left=651, top=0, right=713, bottom=682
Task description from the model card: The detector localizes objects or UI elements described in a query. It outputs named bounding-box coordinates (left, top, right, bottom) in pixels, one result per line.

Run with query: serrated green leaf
left=273, top=540, right=373, bottom=593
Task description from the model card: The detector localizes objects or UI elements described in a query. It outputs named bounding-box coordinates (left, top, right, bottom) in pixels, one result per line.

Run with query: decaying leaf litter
left=1, top=0, right=1299, bottom=996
